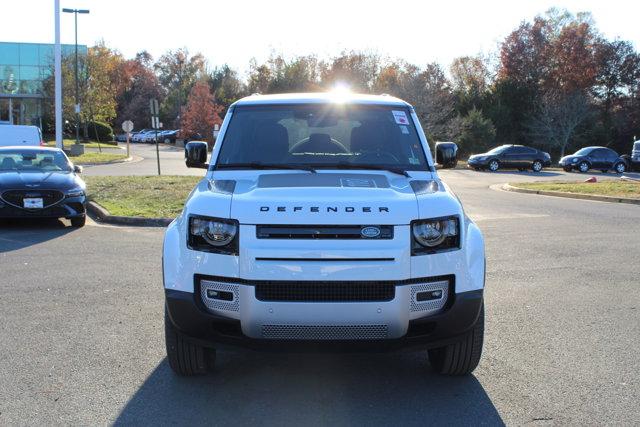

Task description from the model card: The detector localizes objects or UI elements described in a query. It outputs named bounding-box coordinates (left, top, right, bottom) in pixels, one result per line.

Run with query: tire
left=165, top=307, right=215, bottom=376
left=164, top=138, right=170, bottom=143
left=70, top=215, right=86, bottom=228
left=531, top=160, right=543, bottom=172
left=428, top=304, right=484, bottom=375
left=614, top=162, right=626, bottom=174
left=488, top=160, right=499, bottom=172
left=578, top=161, right=589, bottom=173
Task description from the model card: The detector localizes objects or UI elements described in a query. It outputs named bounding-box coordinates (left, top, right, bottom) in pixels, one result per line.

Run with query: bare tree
left=527, top=91, right=591, bottom=157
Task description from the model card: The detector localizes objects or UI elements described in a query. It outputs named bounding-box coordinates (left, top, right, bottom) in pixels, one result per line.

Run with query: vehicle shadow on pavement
left=0, top=219, right=74, bottom=253
left=115, top=352, right=503, bottom=426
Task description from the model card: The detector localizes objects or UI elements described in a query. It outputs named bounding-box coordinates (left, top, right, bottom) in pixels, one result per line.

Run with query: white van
left=0, top=125, right=44, bottom=147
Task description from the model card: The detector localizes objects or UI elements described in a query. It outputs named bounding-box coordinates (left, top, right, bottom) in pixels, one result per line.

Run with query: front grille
left=256, top=225, right=393, bottom=239
left=261, top=324, right=388, bottom=340
left=1, top=189, right=64, bottom=209
left=255, top=281, right=395, bottom=302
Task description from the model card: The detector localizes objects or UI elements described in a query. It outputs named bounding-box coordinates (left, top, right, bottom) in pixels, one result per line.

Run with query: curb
left=77, top=155, right=143, bottom=166
left=502, top=183, right=640, bottom=205
left=87, top=201, right=174, bottom=227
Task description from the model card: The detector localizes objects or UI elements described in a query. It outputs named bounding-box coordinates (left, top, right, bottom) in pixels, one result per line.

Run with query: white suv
left=163, top=93, right=486, bottom=376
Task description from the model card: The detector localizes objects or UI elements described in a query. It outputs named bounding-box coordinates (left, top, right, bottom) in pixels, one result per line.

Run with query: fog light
left=416, top=290, right=443, bottom=302
left=206, top=289, right=234, bottom=301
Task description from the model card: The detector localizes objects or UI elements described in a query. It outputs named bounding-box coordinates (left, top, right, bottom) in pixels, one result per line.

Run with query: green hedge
left=87, top=121, right=114, bottom=142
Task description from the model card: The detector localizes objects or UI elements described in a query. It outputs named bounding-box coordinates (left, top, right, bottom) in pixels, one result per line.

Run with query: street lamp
left=62, top=7, right=89, bottom=154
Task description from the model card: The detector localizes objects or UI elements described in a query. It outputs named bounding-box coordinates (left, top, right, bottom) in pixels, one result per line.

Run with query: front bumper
left=467, top=158, right=489, bottom=168
left=0, top=196, right=86, bottom=219
left=165, top=284, right=484, bottom=352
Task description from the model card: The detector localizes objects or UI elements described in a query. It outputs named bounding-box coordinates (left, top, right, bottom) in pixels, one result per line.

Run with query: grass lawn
left=46, top=139, right=119, bottom=149
left=69, top=152, right=128, bottom=164
left=514, top=181, right=640, bottom=199
left=84, top=176, right=201, bottom=218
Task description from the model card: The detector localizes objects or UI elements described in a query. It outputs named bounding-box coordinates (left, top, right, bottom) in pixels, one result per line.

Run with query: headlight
left=478, top=156, right=488, bottom=161
left=188, top=216, right=238, bottom=254
left=65, top=187, right=85, bottom=198
left=412, top=216, right=460, bottom=254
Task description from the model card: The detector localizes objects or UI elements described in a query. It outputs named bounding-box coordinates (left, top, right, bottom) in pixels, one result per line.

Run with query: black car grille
left=255, top=281, right=395, bottom=302
left=1, top=189, right=64, bottom=209
left=256, top=225, right=394, bottom=239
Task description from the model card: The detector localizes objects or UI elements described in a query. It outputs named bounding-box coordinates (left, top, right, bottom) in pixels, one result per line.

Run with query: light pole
left=62, top=7, right=89, bottom=154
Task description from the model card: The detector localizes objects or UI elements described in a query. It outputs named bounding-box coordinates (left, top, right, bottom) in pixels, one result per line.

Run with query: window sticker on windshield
left=399, top=125, right=410, bottom=134
left=392, top=110, right=410, bottom=125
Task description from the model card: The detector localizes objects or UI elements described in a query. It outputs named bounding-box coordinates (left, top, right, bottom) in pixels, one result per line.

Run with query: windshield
left=574, top=147, right=593, bottom=156
left=0, top=149, right=72, bottom=173
left=215, top=104, right=430, bottom=170
left=487, top=145, right=509, bottom=154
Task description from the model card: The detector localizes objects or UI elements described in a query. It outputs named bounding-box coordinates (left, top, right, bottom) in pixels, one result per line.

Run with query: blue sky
left=2, top=0, right=639, bottom=74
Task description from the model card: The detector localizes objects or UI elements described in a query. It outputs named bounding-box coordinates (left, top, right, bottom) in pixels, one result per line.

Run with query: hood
left=0, top=171, right=81, bottom=191
left=230, top=172, right=419, bottom=225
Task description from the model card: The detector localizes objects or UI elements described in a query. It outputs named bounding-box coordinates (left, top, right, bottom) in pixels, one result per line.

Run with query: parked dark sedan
left=0, top=147, right=87, bottom=227
left=559, top=146, right=627, bottom=173
left=159, top=130, right=178, bottom=143
left=468, top=144, right=551, bottom=172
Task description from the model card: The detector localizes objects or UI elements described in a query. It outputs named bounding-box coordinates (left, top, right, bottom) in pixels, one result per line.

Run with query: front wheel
left=578, top=161, right=589, bottom=173
left=165, top=307, right=215, bottom=376
left=614, top=162, right=626, bottom=174
left=70, top=215, right=86, bottom=227
left=428, top=305, right=484, bottom=375
left=531, top=160, right=543, bottom=172
left=488, top=160, right=499, bottom=172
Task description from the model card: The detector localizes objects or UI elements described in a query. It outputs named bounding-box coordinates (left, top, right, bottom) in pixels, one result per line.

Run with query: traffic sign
left=122, top=120, right=134, bottom=133
left=149, top=99, right=159, bottom=115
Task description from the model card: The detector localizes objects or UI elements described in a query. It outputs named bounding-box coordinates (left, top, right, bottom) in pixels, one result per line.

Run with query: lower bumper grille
left=255, top=282, right=395, bottom=302
left=261, top=324, right=388, bottom=340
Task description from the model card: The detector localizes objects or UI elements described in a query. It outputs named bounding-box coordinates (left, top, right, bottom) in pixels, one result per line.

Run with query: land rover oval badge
left=361, top=226, right=381, bottom=238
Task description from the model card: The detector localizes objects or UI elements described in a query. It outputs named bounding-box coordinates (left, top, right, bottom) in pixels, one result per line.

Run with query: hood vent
left=340, top=178, right=377, bottom=188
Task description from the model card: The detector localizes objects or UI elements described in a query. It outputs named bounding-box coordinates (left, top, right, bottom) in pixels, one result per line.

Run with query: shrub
left=87, top=121, right=114, bottom=142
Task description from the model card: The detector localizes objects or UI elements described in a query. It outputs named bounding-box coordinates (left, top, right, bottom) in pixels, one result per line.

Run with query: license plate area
left=23, top=198, right=44, bottom=209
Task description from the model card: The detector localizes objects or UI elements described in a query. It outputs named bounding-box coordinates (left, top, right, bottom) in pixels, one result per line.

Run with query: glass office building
left=0, top=41, right=86, bottom=127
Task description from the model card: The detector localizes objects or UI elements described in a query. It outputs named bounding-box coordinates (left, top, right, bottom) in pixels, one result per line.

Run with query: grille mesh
left=200, top=280, right=240, bottom=312
left=261, top=324, right=388, bottom=340
left=255, top=282, right=395, bottom=302
left=410, top=280, right=449, bottom=313
left=1, top=189, right=64, bottom=209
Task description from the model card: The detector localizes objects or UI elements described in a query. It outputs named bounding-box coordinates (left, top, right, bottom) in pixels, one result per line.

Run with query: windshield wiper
left=331, top=162, right=410, bottom=177
left=216, top=162, right=316, bottom=173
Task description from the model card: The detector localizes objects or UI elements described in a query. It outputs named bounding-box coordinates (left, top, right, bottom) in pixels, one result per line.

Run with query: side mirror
left=434, top=142, right=458, bottom=169
left=185, top=141, right=209, bottom=169
left=73, top=164, right=83, bottom=174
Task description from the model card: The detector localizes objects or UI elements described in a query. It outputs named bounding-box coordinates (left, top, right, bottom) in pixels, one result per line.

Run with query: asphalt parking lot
left=0, top=165, right=638, bottom=425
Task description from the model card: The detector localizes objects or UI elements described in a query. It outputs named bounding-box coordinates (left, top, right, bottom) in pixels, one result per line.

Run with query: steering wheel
left=289, top=137, right=349, bottom=154
left=354, top=151, right=400, bottom=164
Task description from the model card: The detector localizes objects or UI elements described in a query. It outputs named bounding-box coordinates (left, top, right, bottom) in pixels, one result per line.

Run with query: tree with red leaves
left=180, top=80, right=223, bottom=147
